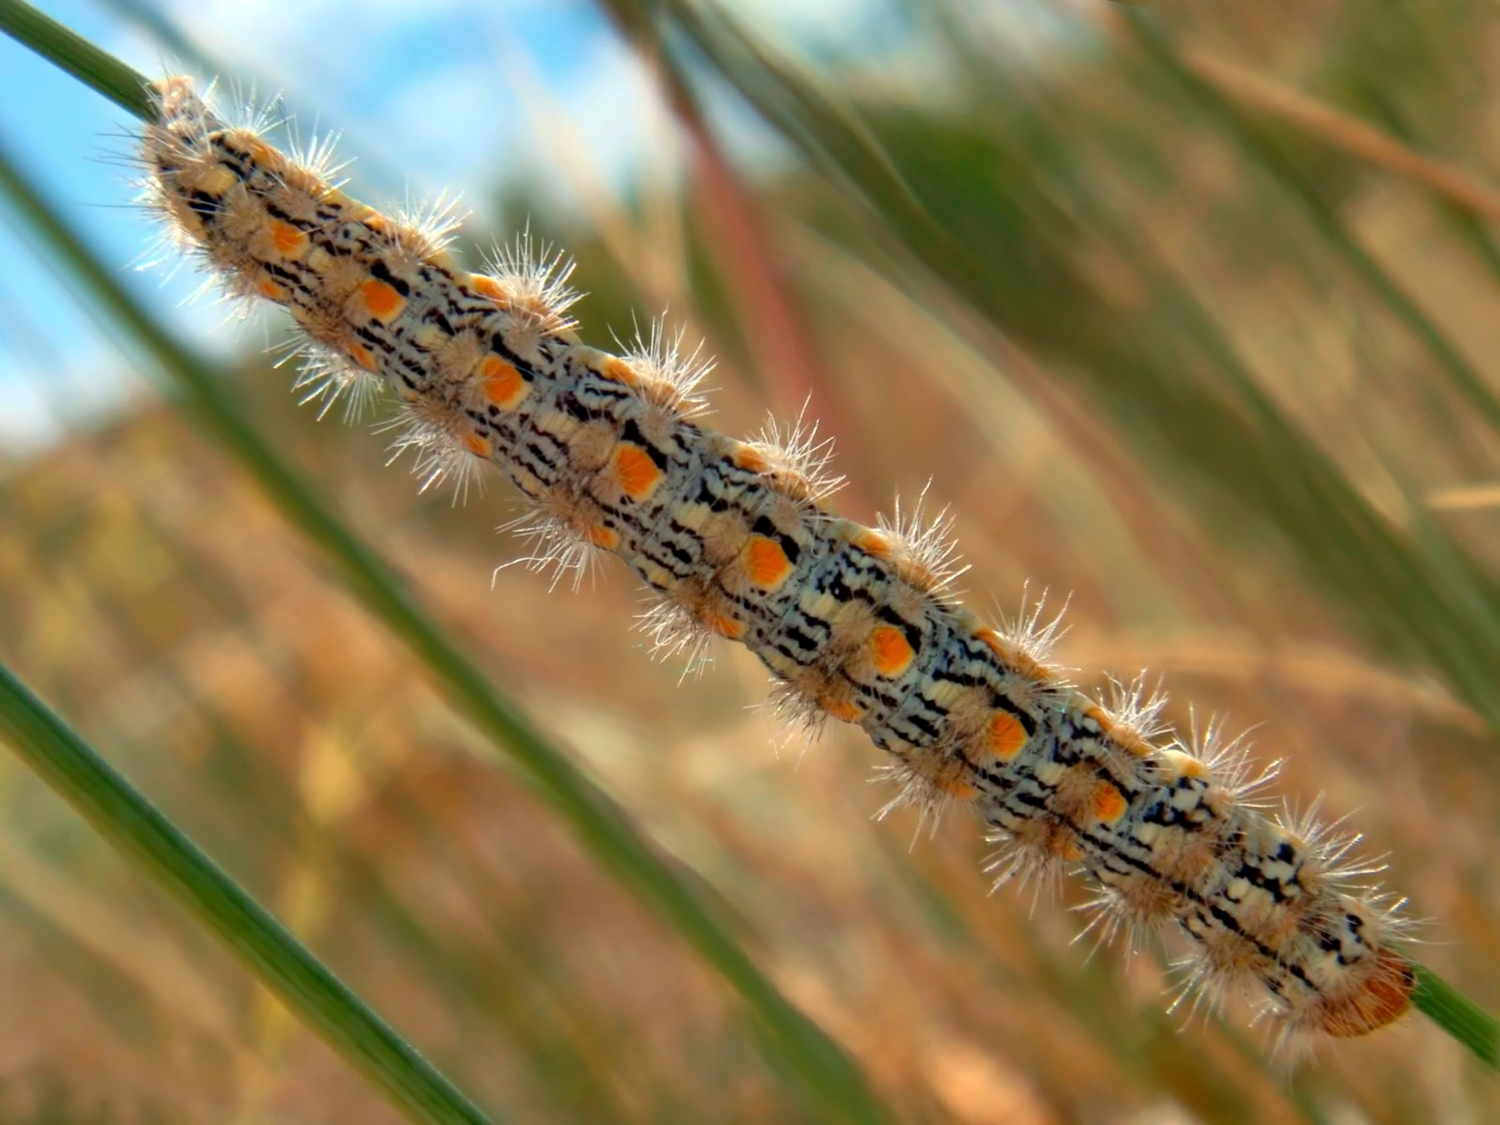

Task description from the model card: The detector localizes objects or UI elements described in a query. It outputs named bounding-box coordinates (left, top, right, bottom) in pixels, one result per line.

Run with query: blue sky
left=0, top=0, right=1077, bottom=458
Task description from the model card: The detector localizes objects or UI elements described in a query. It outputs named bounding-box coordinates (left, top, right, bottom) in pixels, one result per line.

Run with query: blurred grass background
left=1, top=0, right=1499, bottom=1120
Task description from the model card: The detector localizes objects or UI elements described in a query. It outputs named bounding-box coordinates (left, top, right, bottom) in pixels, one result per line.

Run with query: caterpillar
left=139, top=75, right=1415, bottom=1049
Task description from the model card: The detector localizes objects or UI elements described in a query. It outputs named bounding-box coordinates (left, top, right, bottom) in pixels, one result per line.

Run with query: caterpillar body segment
left=140, top=76, right=1414, bottom=1044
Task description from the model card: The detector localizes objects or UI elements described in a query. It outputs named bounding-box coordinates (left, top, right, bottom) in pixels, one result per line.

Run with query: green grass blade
left=0, top=0, right=150, bottom=117
left=0, top=661, right=500, bottom=1125
left=1411, top=961, right=1500, bottom=1068
left=0, top=12, right=890, bottom=1120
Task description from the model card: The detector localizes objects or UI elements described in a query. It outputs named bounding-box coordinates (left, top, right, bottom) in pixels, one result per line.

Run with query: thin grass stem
left=1411, top=962, right=1500, bottom=1068
left=0, top=0, right=151, bottom=117
left=0, top=661, right=499, bottom=1125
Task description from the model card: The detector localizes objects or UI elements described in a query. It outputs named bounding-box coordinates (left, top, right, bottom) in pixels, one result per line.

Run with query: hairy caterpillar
left=139, top=75, right=1415, bottom=1048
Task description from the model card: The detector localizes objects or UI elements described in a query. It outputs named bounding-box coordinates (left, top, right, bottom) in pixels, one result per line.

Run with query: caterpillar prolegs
left=139, top=76, right=1416, bottom=1047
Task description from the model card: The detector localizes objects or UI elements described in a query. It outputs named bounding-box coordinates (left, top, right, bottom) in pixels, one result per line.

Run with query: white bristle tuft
left=394, top=190, right=467, bottom=258
left=619, top=316, right=715, bottom=417
left=993, top=583, right=1072, bottom=679
left=379, top=401, right=485, bottom=504
left=281, top=343, right=385, bottom=422
left=1096, top=672, right=1172, bottom=744
left=483, top=228, right=581, bottom=337
left=637, top=597, right=716, bottom=678
left=753, top=404, right=845, bottom=505
left=982, top=824, right=1071, bottom=908
left=495, top=509, right=609, bottom=593
left=1174, top=709, right=1279, bottom=808
left=877, top=485, right=970, bottom=594
left=873, top=759, right=959, bottom=839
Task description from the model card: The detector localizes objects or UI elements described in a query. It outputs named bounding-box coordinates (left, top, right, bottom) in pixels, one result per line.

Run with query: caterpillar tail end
left=1316, top=948, right=1416, bottom=1038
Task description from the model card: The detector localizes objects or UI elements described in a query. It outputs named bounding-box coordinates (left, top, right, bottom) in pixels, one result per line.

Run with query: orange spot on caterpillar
left=987, top=712, right=1027, bottom=760
left=468, top=274, right=507, bottom=303
left=1088, top=705, right=1153, bottom=758
left=870, top=624, right=914, bottom=677
left=597, top=354, right=691, bottom=413
left=931, top=763, right=977, bottom=801
left=257, top=278, right=287, bottom=302
left=348, top=344, right=377, bottom=372
left=1054, top=836, right=1084, bottom=862
left=1086, top=708, right=1152, bottom=762
left=361, top=278, right=405, bottom=322
left=1320, top=949, right=1415, bottom=1037
left=1090, top=781, right=1128, bottom=824
left=822, top=695, right=863, bottom=724
left=745, top=535, right=793, bottom=589
left=480, top=355, right=528, bottom=409
left=703, top=612, right=744, bottom=640
left=464, top=433, right=491, bottom=457
left=733, top=444, right=770, bottom=473
left=975, top=626, right=1049, bottom=681
left=270, top=220, right=307, bottom=258
left=600, top=356, right=639, bottom=385
left=585, top=525, right=620, bottom=551
left=466, top=273, right=554, bottom=323
left=614, top=443, right=663, bottom=499
left=853, top=528, right=892, bottom=558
